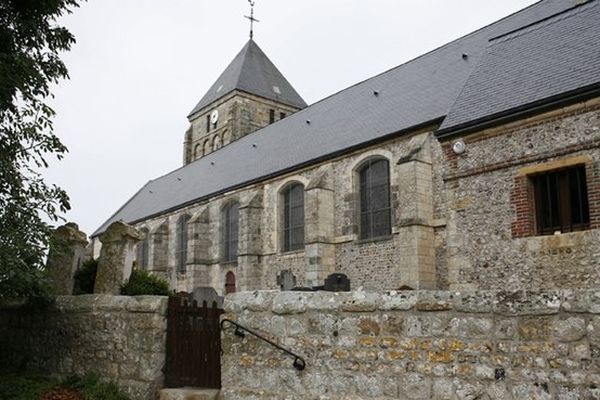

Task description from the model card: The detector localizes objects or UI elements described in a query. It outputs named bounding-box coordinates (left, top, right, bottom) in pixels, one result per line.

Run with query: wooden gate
left=165, top=296, right=224, bottom=388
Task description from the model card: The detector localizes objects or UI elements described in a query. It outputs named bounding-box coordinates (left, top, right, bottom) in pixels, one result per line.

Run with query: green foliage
left=73, top=259, right=98, bottom=294
left=0, top=373, right=131, bottom=400
left=63, top=373, right=130, bottom=400
left=0, top=0, right=84, bottom=300
left=121, top=268, right=170, bottom=296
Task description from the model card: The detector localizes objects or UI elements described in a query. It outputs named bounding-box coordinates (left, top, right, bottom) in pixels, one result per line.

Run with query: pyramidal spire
left=188, top=40, right=307, bottom=117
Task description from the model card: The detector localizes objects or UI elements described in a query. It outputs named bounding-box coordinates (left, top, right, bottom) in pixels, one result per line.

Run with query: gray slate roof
left=188, top=39, right=307, bottom=116
left=439, top=0, right=600, bottom=134
left=94, top=0, right=591, bottom=237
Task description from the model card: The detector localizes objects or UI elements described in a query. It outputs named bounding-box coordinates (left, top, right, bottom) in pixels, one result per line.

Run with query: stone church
left=92, top=0, right=600, bottom=295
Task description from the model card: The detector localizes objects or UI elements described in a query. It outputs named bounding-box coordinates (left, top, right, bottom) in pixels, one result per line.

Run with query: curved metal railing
left=220, top=318, right=306, bottom=371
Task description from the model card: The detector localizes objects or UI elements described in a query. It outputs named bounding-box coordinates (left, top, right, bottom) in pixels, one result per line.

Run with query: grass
left=0, top=373, right=130, bottom=400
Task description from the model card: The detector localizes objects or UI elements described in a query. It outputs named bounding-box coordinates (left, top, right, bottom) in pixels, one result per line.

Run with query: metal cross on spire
left=244, top=0, right=260, bottom=39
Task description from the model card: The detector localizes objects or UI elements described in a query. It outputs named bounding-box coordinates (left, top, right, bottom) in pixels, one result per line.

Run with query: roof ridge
left=232, top=39, right=254, bottom=90
left=489, top=0, right=596, bottom=42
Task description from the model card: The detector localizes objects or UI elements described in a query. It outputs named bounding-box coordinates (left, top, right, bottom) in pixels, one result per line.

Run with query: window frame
left=281, top=183, right=305, bottom=252
left=531, top=164, right=590, bottom=235
left=222, top=202, right=240, bottom=263
left=357, top=158, right=392, bottom=240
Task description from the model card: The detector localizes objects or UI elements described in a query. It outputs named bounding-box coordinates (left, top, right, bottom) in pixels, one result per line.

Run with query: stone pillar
left=94, top=221, right=143, bottom=295
left=238, top=190, right=263, bottom=291
left=304, top=171, right=336, bottom=287
left=46, top=222, right=89, bottom=295
left=395, top=132, right=437, bottom=289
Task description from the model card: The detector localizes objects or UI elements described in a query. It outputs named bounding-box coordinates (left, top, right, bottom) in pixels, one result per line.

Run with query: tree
left=0, top=0, right=83, bottom=299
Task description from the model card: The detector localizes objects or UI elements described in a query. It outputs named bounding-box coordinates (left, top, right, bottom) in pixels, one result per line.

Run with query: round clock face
left=210, top=110, right=219, bottom=124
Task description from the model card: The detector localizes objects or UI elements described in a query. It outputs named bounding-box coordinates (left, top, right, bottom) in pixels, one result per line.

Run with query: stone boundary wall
left=0, top=295, right=168, bottom=400
left=221, top=289, right=600, bottom=399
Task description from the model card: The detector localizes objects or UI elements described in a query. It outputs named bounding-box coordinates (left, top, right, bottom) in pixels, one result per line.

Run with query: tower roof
left=188, top=39, right=307, bottom=117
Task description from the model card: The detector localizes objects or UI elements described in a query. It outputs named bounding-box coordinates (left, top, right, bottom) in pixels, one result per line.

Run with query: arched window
left=136, top=228, right=149, bottom=269
left=194, top=143, right=202, bottom=158
left=222, top=130, right=231, bottom=145
left=212, top=135, right=221, bottom=151
left=282, top=183, right=305, bottom=251
left=203, top=139, right=211, bottom=156
left=225, top=271, right=236, bottom=294
left=222, top=203, right=239, bottom=262
left=176, top=215, right=190, bottom=273
left=359, top=158, right=391, bottom=239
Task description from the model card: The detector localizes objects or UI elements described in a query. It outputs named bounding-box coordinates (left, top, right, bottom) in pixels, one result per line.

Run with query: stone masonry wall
left=441, top=102, right=600, bottom=291
left=131, top=128, right=439, bottom=295
left=0, top=295, right=168, bottom=400
left=221, top=289, right=600, bottom=399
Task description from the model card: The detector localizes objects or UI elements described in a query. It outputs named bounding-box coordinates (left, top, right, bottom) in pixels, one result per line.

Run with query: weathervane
left=244, top=0, right=260, bottom=39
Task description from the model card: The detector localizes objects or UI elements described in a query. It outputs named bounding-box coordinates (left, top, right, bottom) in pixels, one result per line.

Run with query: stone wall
left=128, top=127, right=439, bottom=296
left=221, top=289, right=600, bottom=399
left=440, top=101, right=600, bottom=291
left=0, top=295, right=168, bottom=400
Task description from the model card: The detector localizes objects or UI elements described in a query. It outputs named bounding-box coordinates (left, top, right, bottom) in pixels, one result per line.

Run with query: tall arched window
left=176, top=215, right=190, bottom=273
left=137, top=228, right=149, bottom=269
left=359, top=158, right=391, bottom=239
left=225, top=271, right=236, bottom=294
left=222, top=203, right=239, bottom=262
left=203, top=139, right=211, bottom=156
left=282, top=183, right=305, bottom=251
left=194, top=143, right=202, bottom=158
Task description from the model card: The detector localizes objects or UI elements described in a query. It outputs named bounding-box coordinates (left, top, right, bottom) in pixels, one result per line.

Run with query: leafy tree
left=0, top=0, right=83, bottom=300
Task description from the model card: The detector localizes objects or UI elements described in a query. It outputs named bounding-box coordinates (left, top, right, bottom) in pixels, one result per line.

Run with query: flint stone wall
left=221, top=289, right=600, bottom=400
left=0, top=295, right=168, bottom=400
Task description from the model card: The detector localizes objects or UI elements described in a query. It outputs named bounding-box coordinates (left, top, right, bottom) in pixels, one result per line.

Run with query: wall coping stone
left=223, top=289, right=600, bottom=315
left=0, top=295, right=169, bottom=314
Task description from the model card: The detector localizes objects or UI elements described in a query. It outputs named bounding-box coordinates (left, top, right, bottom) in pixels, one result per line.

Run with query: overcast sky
left=45, top=0, right=540, bottom=236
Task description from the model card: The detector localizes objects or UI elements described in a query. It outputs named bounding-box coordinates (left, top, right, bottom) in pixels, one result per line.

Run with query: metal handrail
left=220, top=318, right=306, bottom=371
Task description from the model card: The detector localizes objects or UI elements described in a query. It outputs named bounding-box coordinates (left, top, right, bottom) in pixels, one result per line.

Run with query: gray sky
left=46, top=0, right=539, bottom=236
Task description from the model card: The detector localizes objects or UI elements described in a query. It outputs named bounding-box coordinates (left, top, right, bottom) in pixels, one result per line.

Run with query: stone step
left=159, top=388, right=220, bottom=400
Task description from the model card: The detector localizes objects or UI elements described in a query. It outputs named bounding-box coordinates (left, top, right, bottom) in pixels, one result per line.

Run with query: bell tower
left=183, top=39, right=307, bottom=165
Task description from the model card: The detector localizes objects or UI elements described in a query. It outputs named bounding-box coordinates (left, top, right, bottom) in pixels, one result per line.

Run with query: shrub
left=120, top=269, right=170, bottom=296
left=73, top=259, right=98, bottom=295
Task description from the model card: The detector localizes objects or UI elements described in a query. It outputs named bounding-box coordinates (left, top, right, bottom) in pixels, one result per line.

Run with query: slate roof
left=93, top=0, right=595, bottom=237
left=438, top=0, right=600, bottom=135
left=188, top=39, right=307, bottom=117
